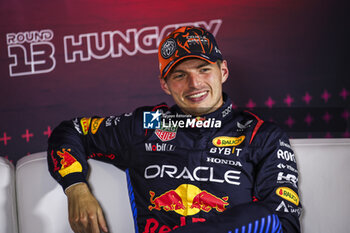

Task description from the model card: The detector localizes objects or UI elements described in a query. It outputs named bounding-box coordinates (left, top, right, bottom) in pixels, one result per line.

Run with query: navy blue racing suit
left=47, top=93, right=301, bottom=233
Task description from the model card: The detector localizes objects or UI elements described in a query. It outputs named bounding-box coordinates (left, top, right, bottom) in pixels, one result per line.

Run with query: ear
left=220, top=60, right=229, bottom=84
left=159, top=76, right=171, bottom=95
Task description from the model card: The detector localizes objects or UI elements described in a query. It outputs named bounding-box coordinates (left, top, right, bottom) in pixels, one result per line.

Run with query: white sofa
left=0, top=138, right=349, bottom=233
left=0, top=156, right=18, bottom=233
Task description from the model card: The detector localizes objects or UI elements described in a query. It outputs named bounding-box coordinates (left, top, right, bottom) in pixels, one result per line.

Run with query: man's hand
left=65, top=183, right=109, bottom=233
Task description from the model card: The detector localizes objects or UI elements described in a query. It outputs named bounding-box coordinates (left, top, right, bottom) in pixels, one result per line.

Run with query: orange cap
left=158, top=26, right=223, bottom=78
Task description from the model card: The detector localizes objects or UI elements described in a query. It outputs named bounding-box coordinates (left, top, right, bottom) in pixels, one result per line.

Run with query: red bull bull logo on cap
left=148, top=184, right=229, bottom=216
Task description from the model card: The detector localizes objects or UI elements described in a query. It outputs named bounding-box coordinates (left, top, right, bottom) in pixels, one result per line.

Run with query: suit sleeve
left=47, top=113, right=134, bottom=191
left=253, top=123, right=302, bottom=233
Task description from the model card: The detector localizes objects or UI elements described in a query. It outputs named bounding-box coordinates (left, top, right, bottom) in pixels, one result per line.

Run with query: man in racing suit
left=48, top=26, right=302, bottom=233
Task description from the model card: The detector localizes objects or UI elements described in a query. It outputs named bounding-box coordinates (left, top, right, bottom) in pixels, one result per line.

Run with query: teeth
left=188, top=91, right=207, bottom=98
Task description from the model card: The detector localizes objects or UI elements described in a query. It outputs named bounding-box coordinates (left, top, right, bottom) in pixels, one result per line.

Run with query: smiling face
left=160, top=58, right=229, bottom=116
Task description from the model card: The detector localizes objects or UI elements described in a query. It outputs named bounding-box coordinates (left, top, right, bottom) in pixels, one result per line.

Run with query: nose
left=187, top=73, right=201, bottom=88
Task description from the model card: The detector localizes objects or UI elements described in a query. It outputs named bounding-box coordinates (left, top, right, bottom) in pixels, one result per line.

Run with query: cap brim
left=161, top=54, right=218, bottom=79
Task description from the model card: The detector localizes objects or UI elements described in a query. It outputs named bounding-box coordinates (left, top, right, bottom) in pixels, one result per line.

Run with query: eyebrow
left=171, top=61, right=211, bottom=74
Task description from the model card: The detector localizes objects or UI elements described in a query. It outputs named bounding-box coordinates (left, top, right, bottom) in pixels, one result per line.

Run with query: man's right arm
left=47, top=115, right=133, bottom=188
left=47, top=115, right=134, bottom=233
left=47, top=118, right=91, bottom=190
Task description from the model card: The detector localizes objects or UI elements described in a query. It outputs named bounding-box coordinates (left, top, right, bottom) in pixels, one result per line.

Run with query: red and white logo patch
left=155, top=124, right=177, bottom=142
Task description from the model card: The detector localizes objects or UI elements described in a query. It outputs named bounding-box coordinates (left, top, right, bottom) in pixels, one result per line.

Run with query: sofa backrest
left=0, top=156, right=18, bottom=233
left=16, top=152, right=135, bottom=233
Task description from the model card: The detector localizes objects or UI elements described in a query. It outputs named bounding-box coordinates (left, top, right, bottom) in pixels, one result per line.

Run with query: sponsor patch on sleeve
left=80, top=118, right=91, bottom=135
left=56, top=148, right=83, bottom=177
left=276, top=187, right=299, bottom=206
left=91, top=118, right=104, bottom=134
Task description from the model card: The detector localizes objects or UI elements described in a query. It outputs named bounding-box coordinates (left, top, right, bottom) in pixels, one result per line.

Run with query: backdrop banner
left=0, top=0, right=347, bottom=163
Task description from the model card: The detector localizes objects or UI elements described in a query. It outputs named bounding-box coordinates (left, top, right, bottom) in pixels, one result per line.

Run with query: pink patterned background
left=0, top=0, right=348, bottom=163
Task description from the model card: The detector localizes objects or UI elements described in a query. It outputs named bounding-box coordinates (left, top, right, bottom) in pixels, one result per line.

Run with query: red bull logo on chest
left=148, top=184, right=229, bottom=216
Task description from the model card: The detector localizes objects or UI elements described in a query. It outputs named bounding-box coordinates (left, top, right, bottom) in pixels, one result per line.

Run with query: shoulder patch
left=91, top=118, right=104, bottom=134
left=80, top=118, right=91, bottom=135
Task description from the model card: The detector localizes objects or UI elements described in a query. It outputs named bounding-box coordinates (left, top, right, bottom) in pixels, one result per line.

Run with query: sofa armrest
left=0, top=156, right=18, bottom=233
left=291, top=138, right=350, bottom=233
